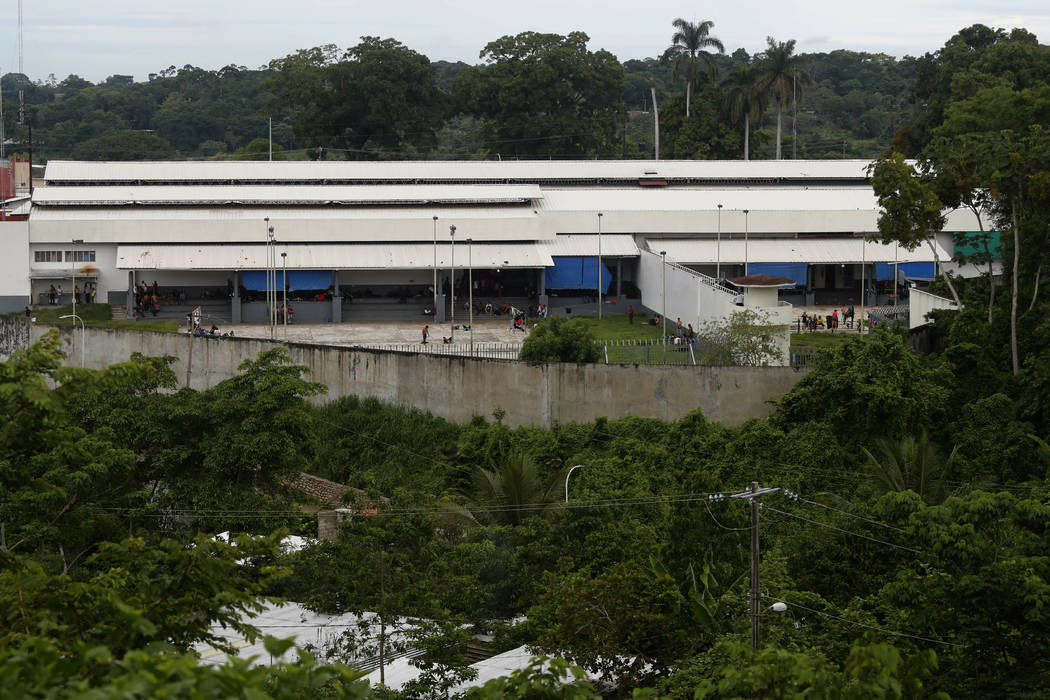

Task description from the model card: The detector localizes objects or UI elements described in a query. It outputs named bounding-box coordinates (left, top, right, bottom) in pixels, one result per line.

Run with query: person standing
left=628, top=305, right=634, bottom=324
left=57, top=285, right=64, bottom=305
left=48, top=285, right=56, bottom=305
left=422, top=324, right=429, bottom=345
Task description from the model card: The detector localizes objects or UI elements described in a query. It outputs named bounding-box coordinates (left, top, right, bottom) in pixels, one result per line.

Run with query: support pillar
left=232, top=271, right=242, bottom=323
left=126, top=271, right=135, bottom=320
left=437, top=271, right=447, bottom=323
left=331, top=270, right=341, bottom=323
left=616, top=259, right=623, bottom=298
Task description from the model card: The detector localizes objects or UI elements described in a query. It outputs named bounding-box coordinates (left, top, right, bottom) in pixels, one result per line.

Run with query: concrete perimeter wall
left=0, top=317, right=806, bottom=427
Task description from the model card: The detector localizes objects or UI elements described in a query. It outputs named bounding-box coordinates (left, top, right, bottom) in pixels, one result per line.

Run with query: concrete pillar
left=232, top=271, right=242, bottom=323
left=437, top=271, right=447, bottom=323
left=126, top=271, right=135, bottom=319
left=331, top=270, right=341, bottom=323
left=616, top=259, right=623, bottom=297
left=538, top=268, right=546, bottom=296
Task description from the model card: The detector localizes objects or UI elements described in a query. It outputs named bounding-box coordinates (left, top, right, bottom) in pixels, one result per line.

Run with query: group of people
left=191, top=323, right=233, bottom=338
left=134, top=280, right=161, bottom=318
left=672, top=317, right=697, bottom=345
left=800, top=305, right=855, bottom=331
left=45, top=283, right=97, bottom=306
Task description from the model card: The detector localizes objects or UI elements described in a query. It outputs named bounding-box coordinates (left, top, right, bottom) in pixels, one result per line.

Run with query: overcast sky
left=2, top=1, right=1049, bottom=83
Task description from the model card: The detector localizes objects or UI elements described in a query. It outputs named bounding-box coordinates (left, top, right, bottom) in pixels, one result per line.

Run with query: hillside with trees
left=1, top=21, right=976, bottom=163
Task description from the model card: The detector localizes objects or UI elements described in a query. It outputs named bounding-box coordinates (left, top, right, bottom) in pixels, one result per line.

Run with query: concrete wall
left=0, top=221, right=30, bottom=312
left=909, top=288, right=958, bottom=329
left=637, top=249, right=736, bottom=330
left=0, top=317, right=806, bottom=428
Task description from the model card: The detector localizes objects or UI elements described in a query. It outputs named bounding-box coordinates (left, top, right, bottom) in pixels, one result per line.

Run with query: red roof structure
left=728, top=273, right=797, bottom=287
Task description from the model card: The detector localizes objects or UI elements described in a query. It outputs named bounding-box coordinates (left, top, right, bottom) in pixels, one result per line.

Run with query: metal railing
left=353, top=342, right=522, bottom=360
left=602, top=338, right=701, bottom=365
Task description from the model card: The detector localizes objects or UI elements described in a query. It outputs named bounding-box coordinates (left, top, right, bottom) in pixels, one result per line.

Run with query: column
left=616, top=259, right=623, bottom=297
left=331, top=270, right=341, bottom=323
left=232, top=271, right=242, bottom=323
left=126, top=271, right=135, bottom=320
left=437, top=271, right=447, bottom=323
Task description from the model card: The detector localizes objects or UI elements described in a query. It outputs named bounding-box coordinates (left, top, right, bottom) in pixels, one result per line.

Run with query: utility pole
left=730, top=482, right=782, bottom=650
left=650, top=77, right=659, bottom=161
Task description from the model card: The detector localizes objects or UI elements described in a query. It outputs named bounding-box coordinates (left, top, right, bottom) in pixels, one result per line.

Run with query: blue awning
left=241, top=270, right=333, bottom=291
left=546, top=257, right=612, bottom=292
left=748, top=263, right=806, bottom=287
left=875, top=262, right=935, bottom=281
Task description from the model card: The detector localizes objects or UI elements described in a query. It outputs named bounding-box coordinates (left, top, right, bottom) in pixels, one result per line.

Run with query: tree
left=452, top=32, right=623, bottom=158
left=520, top=316, right=601, bottom=363
left=862, top=430, right=960, bottom=504
left=266, top=38, right=448, bottom=158
left=71, top=128, right=175, bottom=160
left=696, top=308, right=786, bottom=366
left=868, top=153, right=963, bottom=307
left=455, top=453, right=565, bottom=526
left=756, top=37, right=813, bottom=160
left=723, top=64, right=767, bottom=160
left=660, top=19, right=724, bottom=119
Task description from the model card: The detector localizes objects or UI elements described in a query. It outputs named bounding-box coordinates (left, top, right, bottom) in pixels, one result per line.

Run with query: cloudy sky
left=3, top=0, right=1049, bottom=83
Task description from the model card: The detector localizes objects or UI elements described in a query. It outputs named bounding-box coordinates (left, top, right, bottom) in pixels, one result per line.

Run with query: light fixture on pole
left=467, top=238, right=473, bottom=355
left=58, top=313, right=85, bottom=368
left=267, top=222, right=277, bottom=338
left=742, top=209, right=750, bottom=276
left=432, top=215, right=438, bottom=315
left=281, top=250, right=287, bottom=339
left=565, top=464, right=585, bottom=503
left=449, top=224, right=456, bottom=342
left=597, top=211, right=603, bottom=319
left=263, top=217, right=271, bottom=335
left=660, top=250, right=667, bottom=361
left=716, top=204, right=723, bottom=282
left=71, top=238, right=83, bottom=318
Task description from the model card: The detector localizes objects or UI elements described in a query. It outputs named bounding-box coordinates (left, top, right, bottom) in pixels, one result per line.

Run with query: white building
left=8, top=159, right=982, bottom=326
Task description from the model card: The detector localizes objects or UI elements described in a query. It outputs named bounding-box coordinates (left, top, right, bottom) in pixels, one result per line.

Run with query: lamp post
left=716, top=205, right=723, bottom=282
left=467, top=238, right=474, bottom=355
left=281, top=250, right=287, bottom=339
left=565, top=464, right=585, bottom=503
left=449, top=224, right=456, bottom=342
left=660, top=250, right=667, bottom=361
left=58, top=313, right=84, bottom=367
left=597, top=211, right=603, bottom=319
left=70, top=238, right=83, bottom=318
left=432, top=215, right=439, bottom=315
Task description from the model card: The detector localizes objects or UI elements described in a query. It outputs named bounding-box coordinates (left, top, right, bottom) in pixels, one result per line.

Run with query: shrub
left=520, top=316, right=600, bottom=363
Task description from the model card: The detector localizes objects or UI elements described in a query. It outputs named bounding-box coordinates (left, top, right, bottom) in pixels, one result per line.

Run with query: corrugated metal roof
left=30, top=205, right=539, bottom=222
left=538, top=187, right=880, bottom=212
left=548, top=234, right=639, bottom=257
left=43, top=159, right=874, bottom=183
left=116, top=242, right=554, bottom=270
left=32, top=184, right=542, bottom=206
left=647, top=237, right=951, bottom=264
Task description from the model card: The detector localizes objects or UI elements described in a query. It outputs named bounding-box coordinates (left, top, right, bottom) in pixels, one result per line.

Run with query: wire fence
left=354, top=342, right=522, bottom=360
left=601, top=339, right=701, bottom=366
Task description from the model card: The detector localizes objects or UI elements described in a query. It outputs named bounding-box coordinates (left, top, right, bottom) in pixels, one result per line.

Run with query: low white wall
left=909, top=288, right=958, bottom=329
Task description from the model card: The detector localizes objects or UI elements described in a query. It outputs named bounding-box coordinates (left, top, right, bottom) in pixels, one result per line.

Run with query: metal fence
left=353, top=342, right=522, bottom=360
left=789, top=348, right=817, bottom=368
left=602, top=339, right=701, bottom=365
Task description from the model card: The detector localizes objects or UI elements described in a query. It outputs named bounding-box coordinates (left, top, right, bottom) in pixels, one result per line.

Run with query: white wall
left=0, top=221, right=30, bottom=311
left=636, top=249, right=736, bottom=330
left=909, top=288, right=958, bottom=329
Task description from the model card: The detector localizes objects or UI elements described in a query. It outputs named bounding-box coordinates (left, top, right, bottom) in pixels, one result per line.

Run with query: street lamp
left=597, top=211, right=603, bottom=319
left=58, top=313, right=85, bottom=367
left=467, top=237, right=474, bottom=355
left=432, top=215, right=439, bottom=315
left=71, top=238, right=83, bottom=319
left=449, top=224, right=456, bottom=342
left=281, top=250, right=287, bottom=339
left=565, top=464, right=585, bottom=502
left=660, top=250, right=667, bottom=361
left=716, top=204, right=723, bottom=282
left=743, top=209, right=750, bottom=276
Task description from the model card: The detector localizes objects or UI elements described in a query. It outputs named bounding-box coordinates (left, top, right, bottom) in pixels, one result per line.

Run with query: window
left=34, top=250, right=63, bottom=263
left=64, top=250, right=97, bottom=262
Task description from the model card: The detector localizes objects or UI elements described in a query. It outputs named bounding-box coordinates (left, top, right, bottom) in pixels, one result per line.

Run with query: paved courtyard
left=227, top=318, right=529, bottom=347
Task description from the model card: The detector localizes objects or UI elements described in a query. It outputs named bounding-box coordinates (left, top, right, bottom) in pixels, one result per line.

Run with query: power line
left=760, top=504, right=920, bottom=554
left=794, top=496, right=907, bottom=533
left=762, top=594, right=961, bottom=647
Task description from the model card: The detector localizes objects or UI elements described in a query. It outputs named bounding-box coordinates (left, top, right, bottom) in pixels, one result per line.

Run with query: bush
left=520, top=316, right=600, bottom=363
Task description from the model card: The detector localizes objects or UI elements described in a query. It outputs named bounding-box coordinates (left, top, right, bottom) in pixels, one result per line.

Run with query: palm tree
left=756, top=37, right=812, bottom=159
left=446, top=453, right=564, bottom=526
left=862, top=431, right=960, bottom=504
left=661, top=19, right=724, bottom=118
left=722, top=64, right=768, bottom=160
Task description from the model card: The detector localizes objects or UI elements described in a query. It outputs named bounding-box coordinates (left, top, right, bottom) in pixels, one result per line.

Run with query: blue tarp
left=546, top=257, right=612, bottom=292
left=875, top=262, right=935, bottom=281
left=747, top=263, right=807, bottom=287
left=241, top=270, right=333, bottom=291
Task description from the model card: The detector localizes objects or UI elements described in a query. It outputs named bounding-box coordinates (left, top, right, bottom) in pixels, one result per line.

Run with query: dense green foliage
left=4, top=24, right=963, bottom=162
left=519, top=316, right=601, bottom=363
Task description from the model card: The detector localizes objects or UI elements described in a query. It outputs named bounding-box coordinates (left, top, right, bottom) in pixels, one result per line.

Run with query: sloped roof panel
left=647, top=237, right=952, bottom=264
